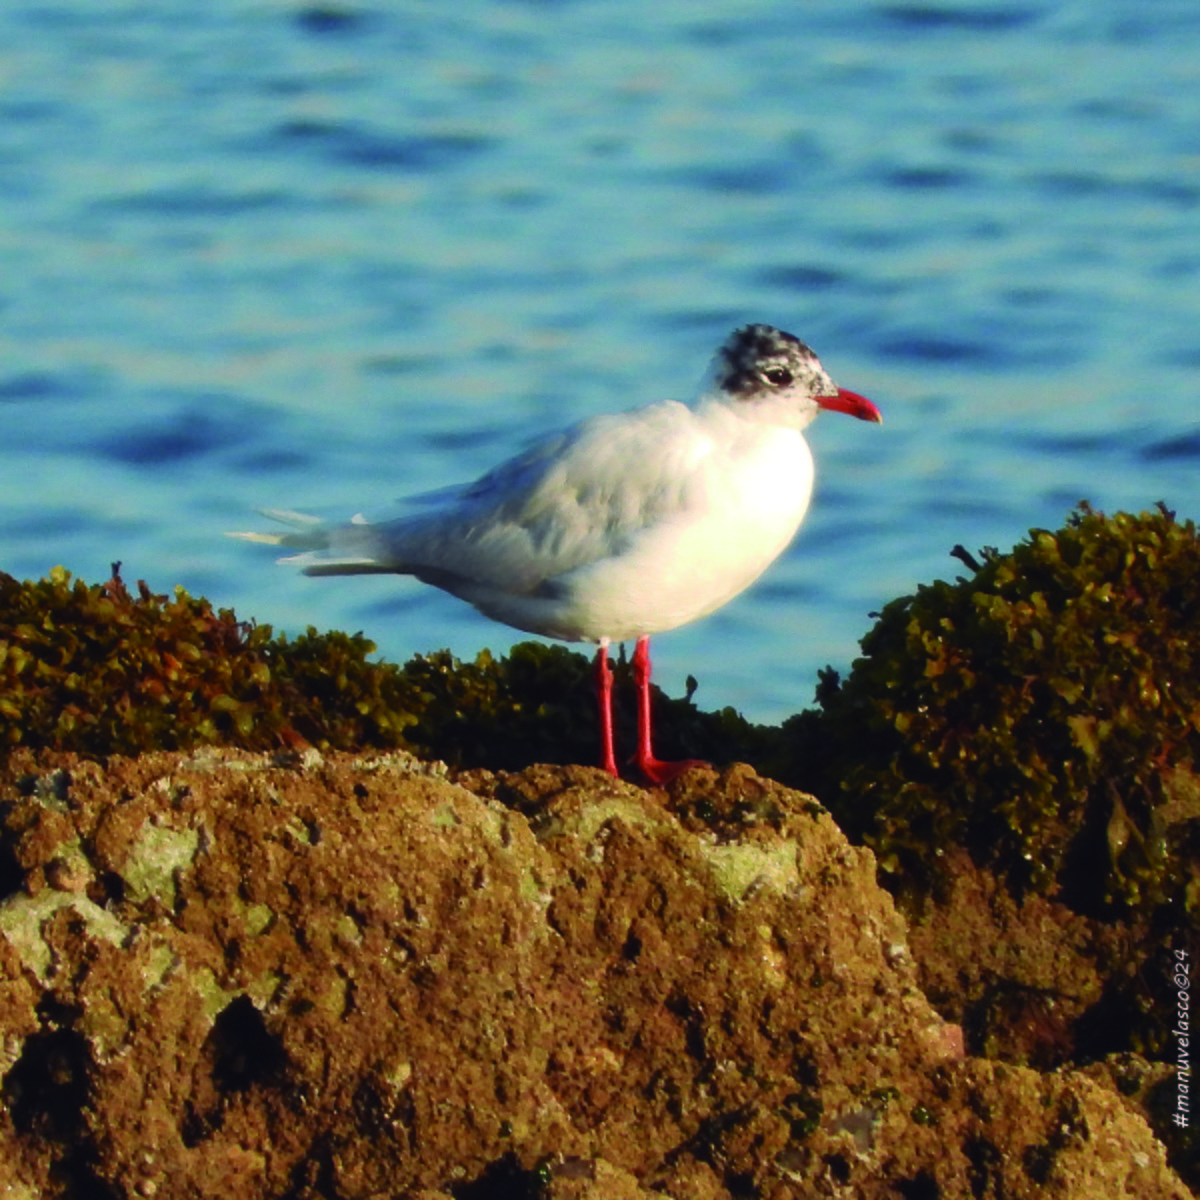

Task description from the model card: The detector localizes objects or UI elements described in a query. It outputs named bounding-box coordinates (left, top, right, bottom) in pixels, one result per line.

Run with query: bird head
left=702, top=324, right=882, bottom=430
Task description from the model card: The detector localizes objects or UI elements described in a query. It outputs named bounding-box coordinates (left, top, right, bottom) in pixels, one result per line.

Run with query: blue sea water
left=1, top=0, right=1198, bottom=725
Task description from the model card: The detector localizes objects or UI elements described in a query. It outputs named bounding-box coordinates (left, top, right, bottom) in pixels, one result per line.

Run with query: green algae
left=787, top=503, right=1200, bottom=923
left=0, top=566, right=419, bottom=757
left=0, top=565, right=770, bottom=771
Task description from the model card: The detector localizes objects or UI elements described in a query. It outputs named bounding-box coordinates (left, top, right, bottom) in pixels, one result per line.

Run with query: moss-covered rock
left=0, top=750, right=1187, bottom=1199
left=787, top=502, right=1200, bottom=921
left=780, top=503, right=1200, bottom=1076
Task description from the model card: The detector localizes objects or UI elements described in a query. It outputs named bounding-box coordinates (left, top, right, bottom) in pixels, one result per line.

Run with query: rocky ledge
left=0, top=749, right=1187, bottom=1198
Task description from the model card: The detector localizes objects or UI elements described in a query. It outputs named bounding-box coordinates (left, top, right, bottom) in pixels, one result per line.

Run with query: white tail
left=227, top=509, right=399, bottom=576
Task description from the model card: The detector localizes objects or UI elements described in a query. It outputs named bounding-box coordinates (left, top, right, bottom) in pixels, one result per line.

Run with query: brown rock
left=0, top=749, right=1186, bottom=1198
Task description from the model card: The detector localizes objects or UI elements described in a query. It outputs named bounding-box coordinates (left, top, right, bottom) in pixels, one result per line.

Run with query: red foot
left=635, top=753, right=709, bottom=786
left=631, top=635, right=710, bottom=786
left=593, top=637, right=710, bottom=784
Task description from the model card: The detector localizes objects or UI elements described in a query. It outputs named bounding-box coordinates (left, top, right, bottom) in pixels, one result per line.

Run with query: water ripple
left=1, top=0, right=1198, bottom=722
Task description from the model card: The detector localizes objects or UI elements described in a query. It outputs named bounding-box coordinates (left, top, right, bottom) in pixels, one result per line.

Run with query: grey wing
left=371, top=401, right=704, bottom=593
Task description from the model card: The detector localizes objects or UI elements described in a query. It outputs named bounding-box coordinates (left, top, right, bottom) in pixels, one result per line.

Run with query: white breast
left=483, top=419, right=816, bottom=643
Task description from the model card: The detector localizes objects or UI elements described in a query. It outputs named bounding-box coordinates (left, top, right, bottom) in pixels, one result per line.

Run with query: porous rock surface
left=0, top=749, right=1186, bottom=1198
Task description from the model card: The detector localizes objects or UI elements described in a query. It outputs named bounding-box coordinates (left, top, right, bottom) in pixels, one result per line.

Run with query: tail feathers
left=227, top=509, right=400, bottom=576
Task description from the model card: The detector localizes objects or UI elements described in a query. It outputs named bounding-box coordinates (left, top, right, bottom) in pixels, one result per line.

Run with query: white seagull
left=231, top=324, right=881, bottom=783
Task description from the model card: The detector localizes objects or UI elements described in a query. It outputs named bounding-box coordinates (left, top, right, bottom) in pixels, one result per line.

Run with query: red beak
left=816, top=387, right=883, bottom=424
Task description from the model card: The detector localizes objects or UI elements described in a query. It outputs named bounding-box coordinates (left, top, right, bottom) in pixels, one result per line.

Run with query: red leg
left=631, top=635, right=708, bottom=785
left=594, top=640, right=619, bottom=777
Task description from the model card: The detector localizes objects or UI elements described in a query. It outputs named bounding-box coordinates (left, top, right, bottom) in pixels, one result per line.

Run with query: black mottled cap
left=712, top=324, right=824, bottom=399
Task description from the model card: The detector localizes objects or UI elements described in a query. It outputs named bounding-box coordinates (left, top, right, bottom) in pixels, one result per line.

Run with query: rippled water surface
left=2, top=0, right=1198, bottom=723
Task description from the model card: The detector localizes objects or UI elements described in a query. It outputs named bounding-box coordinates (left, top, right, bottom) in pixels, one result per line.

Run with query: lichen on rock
left=0, top=751, right=1188, bottom=1198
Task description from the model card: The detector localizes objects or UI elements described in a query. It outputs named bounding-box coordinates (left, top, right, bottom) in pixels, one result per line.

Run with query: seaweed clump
left=0, top=565, right=763, bottom=772
left=0, top=566, right=417, bottom=757
left=787, top=502, right=1200, bottom=922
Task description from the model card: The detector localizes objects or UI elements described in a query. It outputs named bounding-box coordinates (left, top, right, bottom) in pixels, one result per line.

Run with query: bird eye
left=762, top=367, right=793, bottom=387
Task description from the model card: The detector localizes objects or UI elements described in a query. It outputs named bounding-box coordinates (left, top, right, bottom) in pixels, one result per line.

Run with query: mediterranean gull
left=231, top=324, right=882, bottom=783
